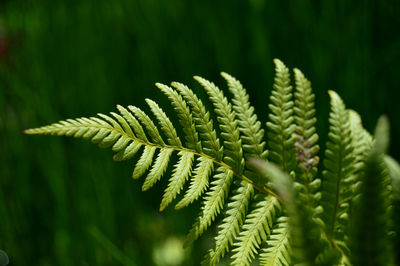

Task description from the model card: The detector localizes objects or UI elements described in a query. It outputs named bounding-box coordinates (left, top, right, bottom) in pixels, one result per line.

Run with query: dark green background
left=1, top=1, right=399, bottom=265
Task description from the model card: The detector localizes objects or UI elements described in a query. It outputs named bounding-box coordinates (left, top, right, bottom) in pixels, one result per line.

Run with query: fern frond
left=194, top=76, right=243, bottom=171
left=250, top=159, right=326, bottom=266
left=25, top=115, right=139, bottom=157
left=384, top=155, right=400, bottom=199
left=117, top=105, right=149, bottom=142
left=160, top=151, right=194, bottom=211
left=206, top=182, right=254, bottom=265
left=156, top=83, right=201, bottom=151
left=348, top=110, right=373, bottom=196
left=26, top=61, right=394, bottom=266
left=132, top=146, right=157, bottom=179
left=172, top=82, right=223, bottom=160
left=185, top=76, right=243, bottom=245
left=185, top=166, right=234, bottom=245
left=320, top=91, right=355, bottom=245
left=142, top=148, right=173, bottom=191
left=175, top=157, right=214, bottom=209
left=292, top=68, right=322, bottom=224
left=293, top=68, right=319, bottom=173
left=350, top=116, right=395, bottom=266
left=128, top=106, right=165, bottom=145
left=348, top=110, right=373, bottom=161
left=206, top=72, right=271, bottom=264
left=110, top=112, right=136, bottom=138
left=145, top=98, right=182, bottom=147
left=259, top=216, right=291, bottom=266
left=232, top=59, right=296, bottom=266
left=112, top=141, right=143, bottom=162
left=267, top=59, right=296, bottom=172
left=231, top=195, right=280, bottom=266
left=221, top=72, right=266, bottom=159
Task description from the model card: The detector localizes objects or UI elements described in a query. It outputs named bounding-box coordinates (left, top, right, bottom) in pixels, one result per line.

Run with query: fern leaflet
left=259, top=216, right=291, bottom=266
left=320, top=91, right=355, bottom=245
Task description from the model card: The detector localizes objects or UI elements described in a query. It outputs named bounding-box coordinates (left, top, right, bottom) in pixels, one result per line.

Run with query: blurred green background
left=1, top=0, right=399, bottom=265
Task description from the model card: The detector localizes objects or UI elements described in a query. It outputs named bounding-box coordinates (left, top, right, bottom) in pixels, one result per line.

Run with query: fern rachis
left=25, top=59, right=399, bottom=265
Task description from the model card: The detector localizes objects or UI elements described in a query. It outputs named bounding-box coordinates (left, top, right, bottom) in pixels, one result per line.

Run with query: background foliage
left=1, top=0, right=399, bottom=265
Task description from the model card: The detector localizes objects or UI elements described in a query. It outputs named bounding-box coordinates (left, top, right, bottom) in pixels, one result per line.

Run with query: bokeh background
left=1, top=0, right=399, bottom=265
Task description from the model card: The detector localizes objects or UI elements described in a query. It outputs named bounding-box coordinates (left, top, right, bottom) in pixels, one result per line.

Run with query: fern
left=292, top=67, right=322, bottom=226
left=259, top=216, right=291, bottom=266
left=25, top=59, right=399, bottom=266
left=185, top=76, right=240, bottom=245
left=204, top=72, right=269, bottom=266
left=320, top=91, right=355, bottom=249
left=267, top=59, right=296, bottom=172
left=249, top=159, right=326, bottom=266
left=350, top=116, right=395, bottom=266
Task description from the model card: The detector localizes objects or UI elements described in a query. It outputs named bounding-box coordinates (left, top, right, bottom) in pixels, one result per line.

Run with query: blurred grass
left=0, top=0, right=399, bottom=265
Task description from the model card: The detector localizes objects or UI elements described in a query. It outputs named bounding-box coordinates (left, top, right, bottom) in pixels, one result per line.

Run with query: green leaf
left=132, top=146, right=157, bottom=179
left=231, top=195, right=280, bottom=266
left=128, top=106, right=165, bottom=145
left=350, top=117, right=394, bottom=265
left=172, top=82, right=222, bottom=160
left=142, top=148, right=173, bottom=191
left=221, top=72, right=266, bottom=159
left=185, top=167, right=234, bottom=246
left=175, top=157, right=214, bottom=209
left=160, top=151, right=195, bottom=211
left=156, top=83, right=201, bottom=152
left=146, top=98, right=182, bottom=147
left=260, top=216, right=291, bottom=266
left=249, top=159, right=329, bottom=266
left=195, top=76, right=243, bottom=171
left=266, top=59, right=296, bottom=172
left=206, top=182, right=254, bottom=265
left=320, top=91, right=355, bottom=244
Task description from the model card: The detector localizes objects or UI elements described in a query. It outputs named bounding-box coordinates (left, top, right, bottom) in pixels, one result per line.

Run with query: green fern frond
left=185, top=76, right=242, bottom=245
left=231, top=195, right=280, bottom=266
left=348, top=110, right=373, bottom=197
left=132, top=146, right=157, bottom=179
left=145, top=99, right=182, bottom=147
left=172, top=82, right=223, bottom=160
left=350, top=116, right=395, bottom=266
left=156, top=83, right=201, bottom=151
left=26, top=60, right=398, bottom=266
left=160, top=151, right=194, bottom=211
left=175, top=157, right=214, bottom=209
left=320, top=91, right=355, bottom=245
left=206, top=182, right=254, bottom=265
left=267, top=59, right=296, bottom=172
left=292, top=68, right=322, bottom=223
left=259, top=216, right=291, bottom=266
left=128, top=106, right=165, bottom=145
left=293, top=68, right=319, bottom=173
left=185, top=166, right=234, bottom=245
left=142, top=148, right=173, bottom=191
left=221, top=72, right=267, bottom=159
left=249, top=159, right=326, bottom=266
left=25, top=115, right=140, bottom=159
left=237, top=59, right=296, bottom=266
left=194, top=76, right=243, bottom=171
left=348, top=110, right=373, bottom=161
left=206, top=72, right=270, bottom=265
left=117, top=105, right=149, bottom=142
left=384, top=155, right=400, bottom=199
